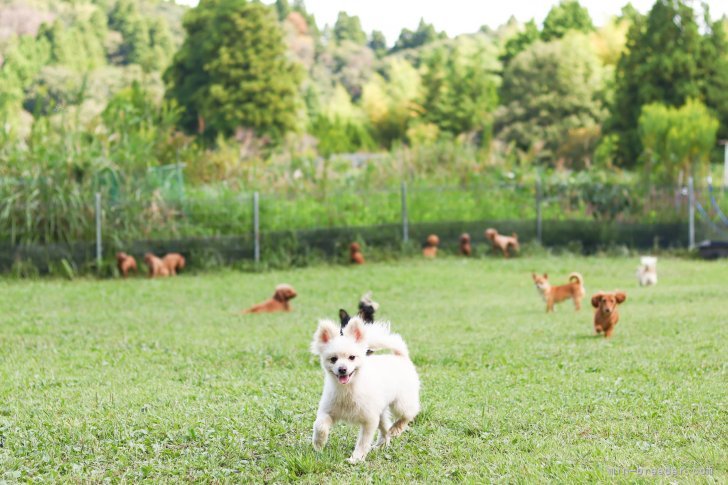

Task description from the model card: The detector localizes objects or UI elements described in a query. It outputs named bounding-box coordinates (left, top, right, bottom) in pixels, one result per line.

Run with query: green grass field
left=0, top=256, right=725, bottom=482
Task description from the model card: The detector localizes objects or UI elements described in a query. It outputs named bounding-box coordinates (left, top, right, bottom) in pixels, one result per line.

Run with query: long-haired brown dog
left=532, top=272, right=585, bottom=312
left=459, top=233, right=472, bottom=256
left=350, top=243, right=365, bottom=264
left=116, top=252, right=137, bottom=278
left=144, top=253, right=170, bottom=278
left=163, top=253, right=186, bottom=275
left=423, top=234, right=440, bottom=258
left=243, top=284, right=298, bottom=314
left=591, top=291, right=627, bottom=338
left=485, top=228, right=519, bottom=258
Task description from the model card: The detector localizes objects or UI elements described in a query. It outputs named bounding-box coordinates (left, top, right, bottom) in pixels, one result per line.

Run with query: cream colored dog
left=636, top=256, right=658, bottom=286
left=310, top=318, right=420, bottom=463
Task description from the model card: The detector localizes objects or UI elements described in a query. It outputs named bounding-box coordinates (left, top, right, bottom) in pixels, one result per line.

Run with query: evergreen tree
left=421, top=46, right=498, bottom=136
left=609, top=0, right=726, bottom=165
left=499, top=20, right=539, bottom=66
left=275, top=0, right=290, bottom=20
left=164, top=0, right=302, bottom=141
left=541, top=0, right=594, bottom=42
left=495, top=34, right=607, bottom=165
left=332, top=12, right=366, bottom=45
left=368, top=30, right=387, bottom=58
left=391, top=18, right=446, bottom=53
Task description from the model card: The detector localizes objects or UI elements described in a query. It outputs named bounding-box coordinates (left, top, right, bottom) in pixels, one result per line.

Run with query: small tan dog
left=422, top=234, right=439, bottom=258
left=459, top=233, right=472, bottom=256
left=532, top=272, right=585, bottom=312
left=162, top=253, right=186, bottom=275
left=485, top=228, right=519, bottom=258
left=591, top=291, right=627, bottom=338
left=116, top=252, right=137, bottom=278
left=243, top=284, right=298, bottom=314
left=350, top=243, right=365, bottom=265
left=144, top=253, right=170, bottom=278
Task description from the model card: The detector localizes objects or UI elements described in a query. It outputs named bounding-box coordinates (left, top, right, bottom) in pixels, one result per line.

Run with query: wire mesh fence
left=2, top=177, right=728, bottom=274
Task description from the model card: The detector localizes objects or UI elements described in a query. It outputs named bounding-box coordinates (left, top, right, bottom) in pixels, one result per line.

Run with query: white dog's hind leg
left=375, top=410, right=392, bottom=447
left=347, top=421, right=377, bottom=463
left=312, top=413, right=332, bottom=451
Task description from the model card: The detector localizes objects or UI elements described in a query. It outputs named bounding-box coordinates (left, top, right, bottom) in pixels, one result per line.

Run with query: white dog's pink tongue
left=338, top=374, right=351, bottom=384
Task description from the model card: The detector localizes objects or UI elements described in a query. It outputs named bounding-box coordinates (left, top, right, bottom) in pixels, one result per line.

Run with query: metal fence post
left=95, top=192, right=102, bottom=267
left=253, top=192, right=260, bottom=263
left=688, top=176, right=695, bottom=250
left=536, top=177, right=543, bottom=245
left=401, top=182, right=409, bottom=243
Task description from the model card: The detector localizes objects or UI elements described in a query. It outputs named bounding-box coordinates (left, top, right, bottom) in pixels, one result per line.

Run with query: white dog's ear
left=311, top=319, right=340, bottom=355
left=342, top=317, right=366, bottom=343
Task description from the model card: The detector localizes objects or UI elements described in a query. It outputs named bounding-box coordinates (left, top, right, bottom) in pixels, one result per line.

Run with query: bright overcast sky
left=176, top=0, right=728, bottom=44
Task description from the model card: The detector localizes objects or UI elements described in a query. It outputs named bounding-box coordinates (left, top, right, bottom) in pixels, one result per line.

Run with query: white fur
left=637, top=265, right=658, bottom=286
left=310, top=317, right=420, bottom=463
left=637, top=256, right=658, bottom=286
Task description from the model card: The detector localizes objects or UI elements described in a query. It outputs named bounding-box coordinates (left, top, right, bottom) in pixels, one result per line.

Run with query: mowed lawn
left=0, top=256, right=725, bottom=482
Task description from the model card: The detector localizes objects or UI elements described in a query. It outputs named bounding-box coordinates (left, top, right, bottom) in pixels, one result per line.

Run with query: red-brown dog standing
left=591, top=291, right=627, bottom=338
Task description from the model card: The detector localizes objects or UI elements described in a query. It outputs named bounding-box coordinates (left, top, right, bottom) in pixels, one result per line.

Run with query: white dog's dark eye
left=330, top=357, right=337, bottom=363
left=348, top=355, right=355, bottom=361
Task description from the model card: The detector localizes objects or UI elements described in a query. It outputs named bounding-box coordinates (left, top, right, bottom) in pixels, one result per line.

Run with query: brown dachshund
left=591, top=291, right=627, bottom=338
left=423, top=234, right=440, bottom=258
left=485, top=228, right=519, bottom=258
left=243, top=284, right=298, bottom=314
left=350, top=243, right=365, bottom=264
left=162, top=253, right=186, bottom=275
left=532, top=272, right=584, bottom=312
left=144, top=252, right=170, bottom=278
left=116, top=252, right=137, bottom=278
left=459, top=233, right=471, bottom=256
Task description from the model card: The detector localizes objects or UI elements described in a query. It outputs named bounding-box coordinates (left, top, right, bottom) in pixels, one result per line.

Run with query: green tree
left=274, top=0, right=290, bottom=20
left=362, top=58, right=421, bottom=145
left=109, top=0, right=174, bottom=72
left=495, top=33, right=607, bottom=166
left=391, top=18, right=446, bottom=53
left=420, top=45, right=499, bottom=137
left=609, top=0, right=726, bottom=165
left=368, top=30, right=387, bottom=58
left=541, top=0, right=594, bottom=42
left=499, top=20, right=539, bottom=66
left=332, top=12, right=366, bottom=45
left=639, top=99, right=718, bottom=182
left=164, top=0, right=302, bottom=141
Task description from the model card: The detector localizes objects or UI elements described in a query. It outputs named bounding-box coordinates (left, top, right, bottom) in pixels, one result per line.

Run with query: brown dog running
left=144, top=252, right=170, bottom=278
left=460, top=233, right=472, bottom=256
left=485, top=228, right=519, bottom=258
left=532, top=272, right=585, bottom=312
left=162, top=253, right=186, bottom=275
left=423, top=234, right=440, bottom=258
left=350, top=243, right=365, bottom=265
left=243, top=284, right=298, bottom=314
left=591, top=291, right=627, bottom=338
left=116, top=252, right=137, bottom=278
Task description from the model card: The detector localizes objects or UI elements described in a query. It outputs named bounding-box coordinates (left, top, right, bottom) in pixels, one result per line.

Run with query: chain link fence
left=2, top=176, right=727, bottom=274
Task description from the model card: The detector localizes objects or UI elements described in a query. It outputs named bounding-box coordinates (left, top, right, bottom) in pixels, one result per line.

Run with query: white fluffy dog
left=310, top=317, right=420, bottom=463
left=637, top=256, right=658, bottom=286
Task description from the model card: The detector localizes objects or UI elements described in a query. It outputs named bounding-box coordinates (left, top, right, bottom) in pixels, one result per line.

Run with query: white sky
left=175, top=0, right=728, bottom=44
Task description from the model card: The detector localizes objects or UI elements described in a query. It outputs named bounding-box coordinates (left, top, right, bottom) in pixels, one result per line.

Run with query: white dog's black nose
left=337, top=367, right=347, bottom=375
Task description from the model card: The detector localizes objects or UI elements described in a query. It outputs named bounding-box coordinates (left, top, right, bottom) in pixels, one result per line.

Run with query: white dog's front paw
left=346, top=455, right=365, bottom=464
left=375, top=435, right=390, bottom=448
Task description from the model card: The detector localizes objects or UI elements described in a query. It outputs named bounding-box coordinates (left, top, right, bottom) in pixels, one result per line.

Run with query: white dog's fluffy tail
left=365, top=322, right=410, bottom=358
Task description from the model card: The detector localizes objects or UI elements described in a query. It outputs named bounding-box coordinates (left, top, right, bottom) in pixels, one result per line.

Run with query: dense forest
left=1, top=0, right=727, bottom=192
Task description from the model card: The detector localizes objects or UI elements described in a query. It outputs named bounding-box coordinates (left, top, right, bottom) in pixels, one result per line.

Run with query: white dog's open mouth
left=336, top=370, right=355, bottom=384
